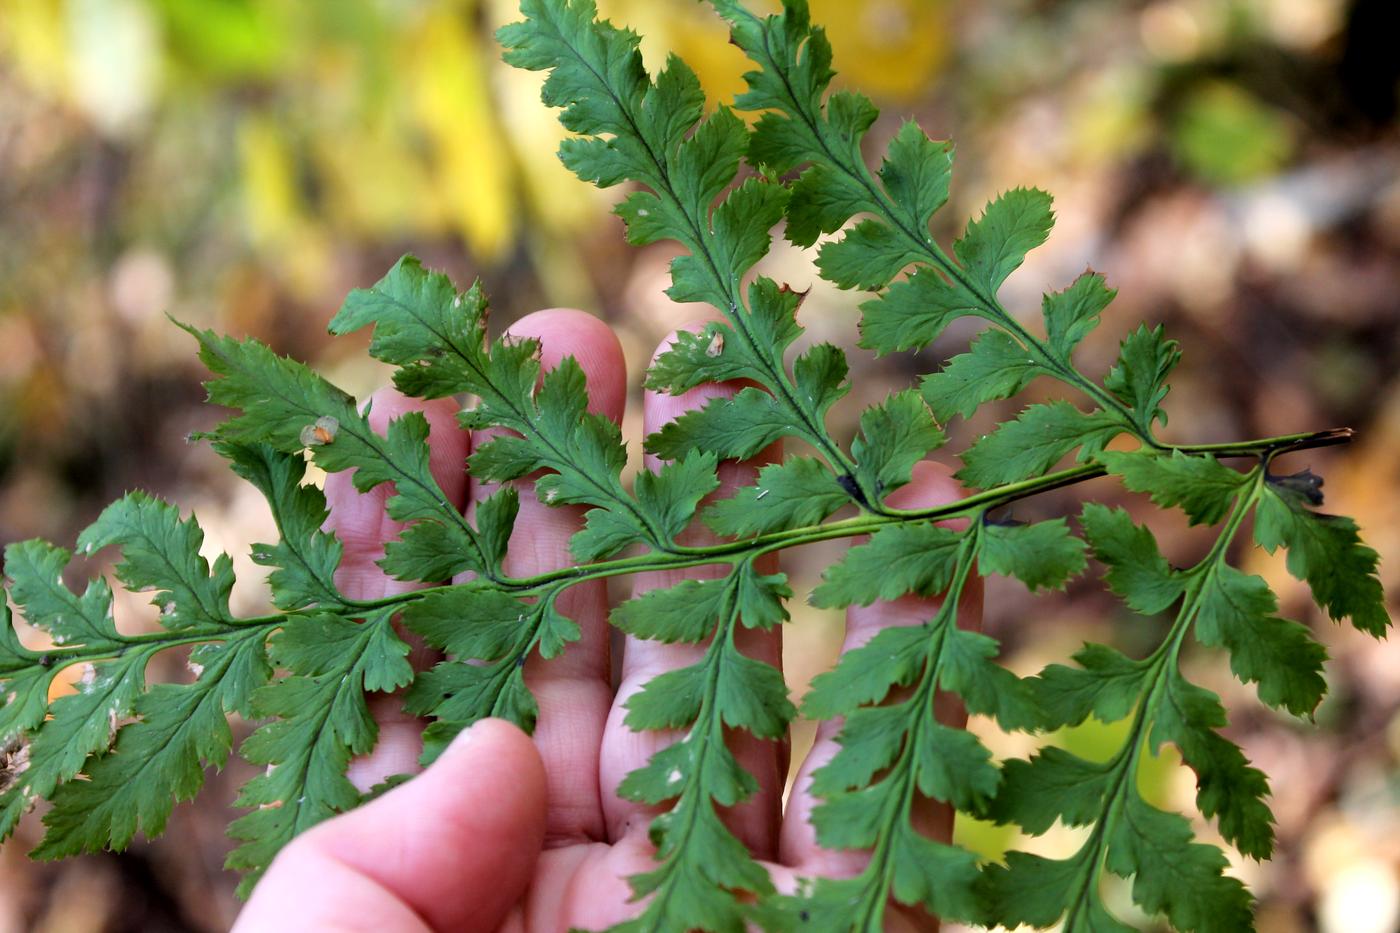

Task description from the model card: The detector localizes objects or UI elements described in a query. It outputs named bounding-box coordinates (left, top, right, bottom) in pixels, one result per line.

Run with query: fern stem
left=21, top=616, right=287, bottom=670
left=619, top=570, right=774, bottom=927
left=346, top=426, right=1349, bottom=604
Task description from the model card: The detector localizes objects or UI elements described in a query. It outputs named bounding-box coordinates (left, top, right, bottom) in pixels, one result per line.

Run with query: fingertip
left=884, top=460, right=963, bottom=511
left=642, top=320, right=738, bottom=462
left=441, top=717, right=545, bottom=786
left=280, top=717, right=547, bottom=932
left=648, top=319, right=712, bottom=365
left=509, top=308, right=627, bottom=421
left=432, top=717, right=548, bottom=826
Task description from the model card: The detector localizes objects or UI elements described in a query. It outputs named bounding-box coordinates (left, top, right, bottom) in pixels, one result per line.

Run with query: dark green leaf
left=1032, top=643, right=1151, bottom=729
left=1254, top=483, right=1389, bottom=636
left=981, top=850, right=1106, bottom=930
left=78, top=493, right=236, bottom=629
left=1194, top=565, right=1327, bottom=716
left=1080, top=503, right=1184, bottom=614
left=401, top=586, right=536, bottom=662
left=953, top=187, right=1055, bottom=294
left=219, top=442, right=345, bottom=610
left=921, top=329, right=1041, bottom=422
left=645, top=388, right=794, bottom=462
left=637, top=451, right=722, bottom=543
left=37, top=630, right=269, bottom=858
left=1043, top=271, right=1115, bottom=359
left=980, top=518, right=1088, bottom=592
left=703, top=457, right=846, bottom=537
left=1100, top=449, right=1247, bottom=525
left=959, top=401, right=1122, bottom=489
left=878, top=122, right=954, bottom=234
left=992, top=747, right=1113, bottom=834
left=816, top=219, right=920, bottom=291
left=613, top=578, right=729, bottom=645
left=226, top=615, right=411, bottom=890
left=803, top=624, right=930, bottom=719
left=851, top=390, right=945, bottom=500
left=938, top=626, right=1041, bottom=731
left=858, top=266, right=982, bottom=354
left=1151, top=669, right=1276, bottom=860
left=1104, top=792, right=1255, bottom=931
left=4, top=540, right=123, bottom=649
left=811, top=523, right=963, bottom=608
left=1103, top=324, right=1180, bottom=430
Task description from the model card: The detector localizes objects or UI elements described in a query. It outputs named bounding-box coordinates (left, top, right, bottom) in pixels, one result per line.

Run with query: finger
left=467, top=308, right=627, bottom=845
left=779, top=460, right=981, bottom=873
left=233, top=719, right=546, bottom=933
left=600, top=328, right=786, bottom=859
left=323, top=389, right=469, bottom=790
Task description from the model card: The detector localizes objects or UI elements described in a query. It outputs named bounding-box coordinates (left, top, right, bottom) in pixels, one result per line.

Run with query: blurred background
left=0, top=0, right=1397, bottom=929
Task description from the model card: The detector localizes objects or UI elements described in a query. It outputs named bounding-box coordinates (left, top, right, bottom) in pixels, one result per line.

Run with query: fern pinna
left=0, top=1, right=1386, bottom=930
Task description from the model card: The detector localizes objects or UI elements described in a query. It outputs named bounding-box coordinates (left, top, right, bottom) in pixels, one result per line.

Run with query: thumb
left=234, top=718, right=547, bottom=933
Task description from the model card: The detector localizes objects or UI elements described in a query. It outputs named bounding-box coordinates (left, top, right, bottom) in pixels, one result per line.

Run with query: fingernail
left=447, top=720, right=481, bottom=754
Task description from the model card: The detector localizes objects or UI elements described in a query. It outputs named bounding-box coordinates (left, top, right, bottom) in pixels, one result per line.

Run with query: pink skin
left=232, top=310, right=979, bottom=932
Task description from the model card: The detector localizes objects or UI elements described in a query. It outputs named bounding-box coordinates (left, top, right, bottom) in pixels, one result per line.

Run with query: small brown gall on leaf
left=300, top=415, right=340, bottom=447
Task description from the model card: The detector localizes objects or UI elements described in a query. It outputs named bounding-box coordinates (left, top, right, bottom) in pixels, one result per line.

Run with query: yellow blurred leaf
left=238, top=115, right=300, bottom=247
left=238, top=116, right=331, bottom=296
left=408, top=5, right=515, bottom=261
left=0, top=0, right=69, bottom=96
left=810, top=0, right=948, bottom=100
left=313, top=117, right=440, bottom=235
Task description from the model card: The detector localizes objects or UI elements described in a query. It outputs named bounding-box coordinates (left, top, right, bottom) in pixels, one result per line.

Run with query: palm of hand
left=233, top=308, right=974, bottom=932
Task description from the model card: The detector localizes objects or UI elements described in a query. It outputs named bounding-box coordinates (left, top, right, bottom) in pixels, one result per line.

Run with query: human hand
left=232, top=308, right=978, bottom=932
